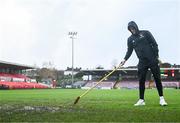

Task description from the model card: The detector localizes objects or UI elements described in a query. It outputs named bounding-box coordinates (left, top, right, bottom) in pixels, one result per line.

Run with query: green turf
left=0, top=89, right=179, bottom=122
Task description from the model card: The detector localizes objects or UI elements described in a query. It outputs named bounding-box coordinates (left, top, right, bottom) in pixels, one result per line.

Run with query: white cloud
left=0, top=0, right=179, bottom=69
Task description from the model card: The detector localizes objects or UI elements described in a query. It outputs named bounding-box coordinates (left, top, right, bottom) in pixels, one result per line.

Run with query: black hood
left=128, top=21, right=139, bottom=35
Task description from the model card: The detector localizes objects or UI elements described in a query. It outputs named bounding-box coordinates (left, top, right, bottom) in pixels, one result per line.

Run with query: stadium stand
left=81, top=67, right=180, bottom=89
left=161, top=81, right=180, bottom=89
left=72, top=81, right=87, bottom=88
left=0, top=61, right=49, bottom=89
left=0, top=73, right=49, bottom=89
left=0, top=81, right=48, bottom=89
left=82, top=81, right=114, bottom=89
left=115, top=81, right=157, bottom=89
left=115, top=81, right=139, bottom=89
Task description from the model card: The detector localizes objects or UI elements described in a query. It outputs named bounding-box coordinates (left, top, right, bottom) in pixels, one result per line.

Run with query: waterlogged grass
left=0, top=89, right=179, bottom=122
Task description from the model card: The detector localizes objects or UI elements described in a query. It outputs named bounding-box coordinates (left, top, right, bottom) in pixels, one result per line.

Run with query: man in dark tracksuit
left=121, top=21, right=167, bottom=106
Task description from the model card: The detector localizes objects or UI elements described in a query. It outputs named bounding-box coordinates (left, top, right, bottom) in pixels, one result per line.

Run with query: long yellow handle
left=79, top=64, right=122, bottom=98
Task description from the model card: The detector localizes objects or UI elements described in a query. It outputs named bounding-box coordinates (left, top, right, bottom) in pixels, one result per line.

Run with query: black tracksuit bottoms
left=138, top=63, right=163, bottom=99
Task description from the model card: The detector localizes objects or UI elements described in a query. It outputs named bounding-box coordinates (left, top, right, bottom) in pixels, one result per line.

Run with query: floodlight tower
left=68, top=31, right=77, bottom=86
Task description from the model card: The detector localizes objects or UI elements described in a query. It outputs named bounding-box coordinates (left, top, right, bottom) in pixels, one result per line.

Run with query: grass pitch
left=0, top=89, right=180, bottom=122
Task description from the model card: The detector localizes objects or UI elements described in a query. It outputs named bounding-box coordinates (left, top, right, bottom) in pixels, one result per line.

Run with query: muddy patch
left=23, top=106, right=60, bottom=112
left=0, top=104, right=86, bottom=113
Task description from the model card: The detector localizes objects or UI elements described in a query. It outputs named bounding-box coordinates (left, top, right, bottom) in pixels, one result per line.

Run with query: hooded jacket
left=124, top=21, right=159, bottom=64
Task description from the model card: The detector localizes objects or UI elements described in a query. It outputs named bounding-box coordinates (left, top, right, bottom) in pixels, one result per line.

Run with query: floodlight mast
left=68, top=32, right=77, bottom=86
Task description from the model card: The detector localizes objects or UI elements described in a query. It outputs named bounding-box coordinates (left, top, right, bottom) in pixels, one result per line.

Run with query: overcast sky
left=0, top=0, right=179, bottom=69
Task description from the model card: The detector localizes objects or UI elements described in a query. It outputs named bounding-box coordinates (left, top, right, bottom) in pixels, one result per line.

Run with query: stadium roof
left=80, top=68, right=134, bottom=75
left=0, top=60, right=34, bottom=70
left=81, top=67, right=180, bottom=75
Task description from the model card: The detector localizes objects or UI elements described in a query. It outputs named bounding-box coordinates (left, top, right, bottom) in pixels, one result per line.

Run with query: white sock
left=139, top=99, right=144, bottom=102
left=160, top=96, right=164, bottom=100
